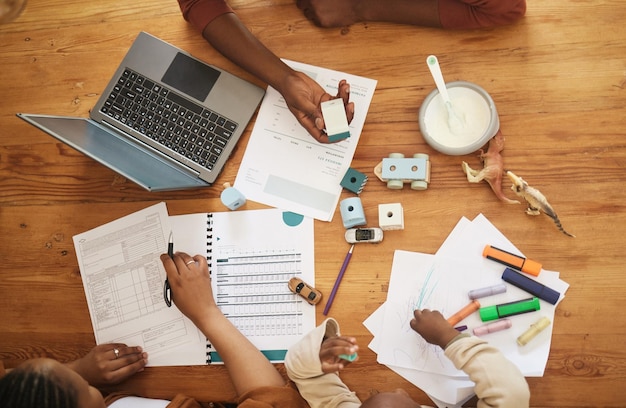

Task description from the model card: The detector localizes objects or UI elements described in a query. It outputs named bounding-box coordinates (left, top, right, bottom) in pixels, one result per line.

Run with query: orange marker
left=483, top=245, right=542, bottom=276
left=447, top=299, right=481, bottom=326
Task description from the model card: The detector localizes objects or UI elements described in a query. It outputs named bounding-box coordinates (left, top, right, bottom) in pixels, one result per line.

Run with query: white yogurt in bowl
left=418, top=81, right=499, bottom=155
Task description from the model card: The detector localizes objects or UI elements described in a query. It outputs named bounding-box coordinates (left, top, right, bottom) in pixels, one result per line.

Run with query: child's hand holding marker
left=410, top=309, right=461, bottom=349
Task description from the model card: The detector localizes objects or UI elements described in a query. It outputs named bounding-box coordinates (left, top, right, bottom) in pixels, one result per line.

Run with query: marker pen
left=502, top=268, right=561, bottom=305
left=447, top=299, right=480, bottom=326
left=454, top=325, right=468, bottom=332
left=473, top=319, right=512, bottom=336
left=479, top=297, right=540, bottom=322
left=517, top=316, right=551, bottom=346
left=483, top=245, right=542, bottom=276
left=468, top=283, right=507, bottom=300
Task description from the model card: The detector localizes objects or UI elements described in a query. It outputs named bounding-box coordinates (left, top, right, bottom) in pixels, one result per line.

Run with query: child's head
left=0, top=358, right=105, bottom=408
left=360, top=388, right=421, bottom=408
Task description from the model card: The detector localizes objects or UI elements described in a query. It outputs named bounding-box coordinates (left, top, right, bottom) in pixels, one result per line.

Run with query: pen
left=473, top=319, right=512, bottom=336
left=163, top=231, right=173, bottom=307
left=323, top=244, right=354, bottom=316
left=517, top=316, right=551, bottom=346
left=483, top=245, right=542, bottom=276
left=446, top=299, right=481, bottom=326
left=468, top=283, right=507, bottom=300
left=501, top=268, right=560, bottom=305
left=479, top=297, right=540, bottom=322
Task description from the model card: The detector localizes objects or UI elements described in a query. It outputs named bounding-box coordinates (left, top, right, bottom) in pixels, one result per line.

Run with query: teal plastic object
left=340, top=167, right=368, bottom=194
left=221, top=185, right=246, bottom=210
left=339, top=352, right=358, bottom=362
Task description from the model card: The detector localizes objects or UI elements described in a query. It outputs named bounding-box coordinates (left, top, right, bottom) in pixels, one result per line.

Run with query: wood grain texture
left=1, top=0, right=625, bottom=406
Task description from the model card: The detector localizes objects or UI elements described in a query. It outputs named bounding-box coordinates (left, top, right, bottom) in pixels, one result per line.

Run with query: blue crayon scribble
left=415, top=264, right=438, bottom=309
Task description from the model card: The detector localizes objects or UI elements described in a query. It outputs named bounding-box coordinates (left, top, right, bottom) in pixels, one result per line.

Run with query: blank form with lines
left=73, top=202, right=204, bottom=366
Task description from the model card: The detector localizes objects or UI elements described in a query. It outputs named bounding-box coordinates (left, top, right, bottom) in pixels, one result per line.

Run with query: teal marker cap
left=339, top=352, right=358, bottom=362
left=479, top=297, right=541, bottom=322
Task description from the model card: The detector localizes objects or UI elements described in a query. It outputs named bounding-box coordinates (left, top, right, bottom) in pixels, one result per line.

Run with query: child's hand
left=410, top=309, right=459, bottom=349
left=319, top=335, right=358, bottom=373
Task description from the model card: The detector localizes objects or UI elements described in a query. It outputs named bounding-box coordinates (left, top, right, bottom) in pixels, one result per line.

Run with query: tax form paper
left=73, top=203, right=204, bottom=366
left=235, top=60, right=377, bottom=222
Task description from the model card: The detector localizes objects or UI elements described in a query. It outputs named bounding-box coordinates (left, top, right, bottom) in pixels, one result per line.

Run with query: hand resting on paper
left=64, top=343, right=148, bottom=387
left=319, top=335, right=359, bottom=373
left=410, top=309, right=461, bottom=349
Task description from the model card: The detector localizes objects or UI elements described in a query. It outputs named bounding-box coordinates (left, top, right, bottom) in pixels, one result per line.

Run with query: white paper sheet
left=73, top=202, right=202, bottom=366
left=364, top=304, right=475, bottom=407
left=234, top=60, right=377, bottom=221
left=363, top=214, right=570, bottom=406
left=170, top=209, right=316, bottom=363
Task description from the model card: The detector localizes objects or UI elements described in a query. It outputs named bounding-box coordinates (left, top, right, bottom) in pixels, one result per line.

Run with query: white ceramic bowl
left=418, top=81, right=499, bottom=155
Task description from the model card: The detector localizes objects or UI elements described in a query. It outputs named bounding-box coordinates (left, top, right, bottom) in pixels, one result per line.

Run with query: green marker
left=479, top=297, right=540, bottom=322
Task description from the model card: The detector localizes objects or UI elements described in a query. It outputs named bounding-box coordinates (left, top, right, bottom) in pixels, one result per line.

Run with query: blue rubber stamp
left=220, top=182, right=246, bottom=210
left=340, top=168, right=368, bottom=194
left=340, top=197, right=366, bottom=229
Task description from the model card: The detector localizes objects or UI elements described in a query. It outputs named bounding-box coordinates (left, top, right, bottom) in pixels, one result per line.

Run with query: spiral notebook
left=169, top=208, right=316, bottom=364
left=73, top=203, right=315, bottom=366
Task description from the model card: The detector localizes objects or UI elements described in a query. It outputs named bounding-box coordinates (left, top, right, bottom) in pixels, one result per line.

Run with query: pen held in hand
left=323, top=244, right=354, bottom=316
left=164, top=231, right=173, bottom=307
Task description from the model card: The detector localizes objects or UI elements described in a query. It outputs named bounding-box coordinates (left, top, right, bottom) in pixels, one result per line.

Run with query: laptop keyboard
left=100, top=68, right=238, bottom=171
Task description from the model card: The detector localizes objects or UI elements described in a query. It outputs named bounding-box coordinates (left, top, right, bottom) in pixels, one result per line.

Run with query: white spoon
left=426, top=55, right=464, bottom=133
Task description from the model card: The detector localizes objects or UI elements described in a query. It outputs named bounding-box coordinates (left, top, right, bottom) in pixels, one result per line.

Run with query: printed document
left=73, top=202, right=203, bottom=366
left=169, top=209, right=316, bottom=362
left=74, top=204, right=316, bottom=366
left=235, top=60, right=377, bottom=221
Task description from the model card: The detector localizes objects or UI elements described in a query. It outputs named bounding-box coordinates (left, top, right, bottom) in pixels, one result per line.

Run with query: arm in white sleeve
left=444, top=336, right=530, bottom=408
left=285, top=318, right=361, bottom=408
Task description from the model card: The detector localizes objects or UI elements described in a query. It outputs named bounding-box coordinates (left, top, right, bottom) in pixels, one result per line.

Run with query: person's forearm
left=202, top=13, right=295, bottom=94
left=194, top=306, right=286, bottom=395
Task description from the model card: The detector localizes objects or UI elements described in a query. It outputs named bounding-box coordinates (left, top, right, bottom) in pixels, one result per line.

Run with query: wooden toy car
left=288, top=277, right=323, bottom=305
left=374, top=153, right=431, bottom=190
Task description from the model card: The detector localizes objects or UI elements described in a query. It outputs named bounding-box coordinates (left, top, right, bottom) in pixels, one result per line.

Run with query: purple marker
left=472, top=319, right=512, bottom=336
left=468, top=283, right=507, bottom=300
left=454, top=325, right=468, bottom=332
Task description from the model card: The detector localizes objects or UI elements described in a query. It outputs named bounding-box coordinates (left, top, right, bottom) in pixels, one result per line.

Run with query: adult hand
left=319, top=335, right=358, bottom=373
left=281, top=71, right=354, bottom=143
left=66, top=343, right=147, bottom=387
left=296, top=0, right=361, bottom=27
left=410, top=309, right=460, bottom=349
left=160, top=252, right=217, bottom=327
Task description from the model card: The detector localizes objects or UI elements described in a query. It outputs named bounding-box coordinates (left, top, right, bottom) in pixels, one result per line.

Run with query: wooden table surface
left=1, top=0, right=625, bottom=406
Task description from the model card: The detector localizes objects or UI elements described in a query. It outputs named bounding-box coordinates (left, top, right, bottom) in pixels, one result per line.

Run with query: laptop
left=18, top=32, right=265, bottom=191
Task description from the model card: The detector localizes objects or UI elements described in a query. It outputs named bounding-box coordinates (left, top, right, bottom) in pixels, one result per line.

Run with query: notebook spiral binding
left=206, top=213, right=213, bottom=364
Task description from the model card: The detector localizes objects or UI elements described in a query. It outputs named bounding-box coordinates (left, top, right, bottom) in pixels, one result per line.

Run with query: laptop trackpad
left=18, top=114, right=208, bottom=191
